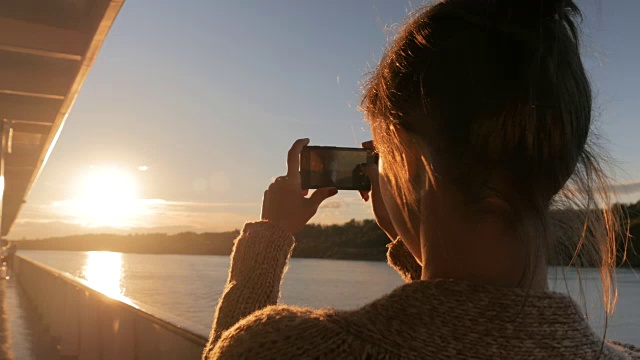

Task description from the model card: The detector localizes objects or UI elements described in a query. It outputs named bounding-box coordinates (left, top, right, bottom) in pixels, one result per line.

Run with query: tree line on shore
left=14, top=202, right=640, bottom=266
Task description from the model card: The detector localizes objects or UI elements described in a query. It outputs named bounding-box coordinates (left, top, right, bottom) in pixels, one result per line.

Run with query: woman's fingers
left=360, top=140, right=375, bottom=202
left=260, top=138, right=328, bottom=234
left=260, top=189, right=270, bottom=219
left=362, top=164, right=383, bottom=208
left=286, top=138, right=309, bottom=183
left=361, top=164, right=380, bottom=188
left=361, top=140, right=374, bottom=149
left=308, top=187, right=338, bottom=208
left=358, top=166, right=370, bottom=201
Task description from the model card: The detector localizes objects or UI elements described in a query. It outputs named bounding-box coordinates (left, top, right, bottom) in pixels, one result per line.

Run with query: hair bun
left=535, top=0, right=571, bottom=19
left=501, top=0, right=580, bottom=25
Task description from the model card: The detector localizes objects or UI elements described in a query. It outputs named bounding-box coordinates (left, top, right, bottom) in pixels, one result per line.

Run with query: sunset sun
left=70, top=168, right=141, bottom=227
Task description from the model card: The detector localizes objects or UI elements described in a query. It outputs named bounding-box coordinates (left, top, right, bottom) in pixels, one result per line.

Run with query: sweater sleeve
left=203, top=221, right=295, bottom=359
left=386, top=237, right=421, bottom=282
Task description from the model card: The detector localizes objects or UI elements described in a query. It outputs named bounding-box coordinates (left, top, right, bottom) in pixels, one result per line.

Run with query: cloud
left=155, top=200, right=258, bottom=209
left=611, top=181, right=640, bottom=195
left=558, top=181, right=640, bottom=204
left=10, top=199, right=259, bottom=239
left=319, top=200, right=345, bottom=209
left=9, top=195, right=375, bottom=239
left=191, top=171, right=231, bottom=194
left=8, top=221, right=207, bottom=240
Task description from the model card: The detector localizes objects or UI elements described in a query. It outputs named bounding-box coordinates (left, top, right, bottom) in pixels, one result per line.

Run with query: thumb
left=308, top=187, right=338, bottom=208
left=361, top=164, right=380, bottom=187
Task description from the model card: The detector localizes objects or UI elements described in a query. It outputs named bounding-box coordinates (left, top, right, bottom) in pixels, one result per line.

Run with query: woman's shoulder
left=209, top=284, right=431, bottom=359
left=607, top=340, right=640, bottom=358
left=210, top=305, right=356, bottom=359
left=225, top=304, right=339, bottom=330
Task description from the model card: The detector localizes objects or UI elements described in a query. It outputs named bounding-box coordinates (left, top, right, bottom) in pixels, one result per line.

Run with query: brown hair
left=362, top=0, right=623, bottom=313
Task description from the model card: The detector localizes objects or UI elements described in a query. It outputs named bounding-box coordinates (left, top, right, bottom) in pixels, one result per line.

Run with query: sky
left=9, top=0, right=640, bottom=239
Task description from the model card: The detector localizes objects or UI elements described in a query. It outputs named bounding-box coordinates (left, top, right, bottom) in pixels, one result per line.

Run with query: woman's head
left=362, top=0, right=620, bottom=308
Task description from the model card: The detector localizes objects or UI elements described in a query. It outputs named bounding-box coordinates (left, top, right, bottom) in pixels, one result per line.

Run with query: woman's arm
left=204, top=139, right=337, bottom=358
left=203, top=221, right=295, bottom=358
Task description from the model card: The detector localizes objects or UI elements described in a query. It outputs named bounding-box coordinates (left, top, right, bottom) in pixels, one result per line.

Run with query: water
left=18, top=250, right=640, bottom=344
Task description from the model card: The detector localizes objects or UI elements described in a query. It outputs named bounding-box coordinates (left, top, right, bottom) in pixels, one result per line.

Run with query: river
left=18, top=250, right=640, bottom=344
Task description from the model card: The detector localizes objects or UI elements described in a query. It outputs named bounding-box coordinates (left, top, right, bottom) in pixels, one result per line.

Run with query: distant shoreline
left=17, top=248, right=386, bottom=262
left=16, top=249, right=639, bottom=269
left=12, top=209, right=640, bottom=267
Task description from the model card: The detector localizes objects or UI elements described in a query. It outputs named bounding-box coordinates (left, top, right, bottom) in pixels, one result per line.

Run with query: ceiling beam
left=0, top=89, right=64, bottom=100
left=0, top=93, right=63, bottom=121
left=10, top=120, right=55, bottom=126
left=0, top=49, right=80, bottom=99
left=0, top=17, right=87, bottom=59
left=0, top=44, right=82, bottom=61
left=11, top=121, right=52, bottom=134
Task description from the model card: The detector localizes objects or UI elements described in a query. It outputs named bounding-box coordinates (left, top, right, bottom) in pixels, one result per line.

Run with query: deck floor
left=1, top=270, right=59, bottom=360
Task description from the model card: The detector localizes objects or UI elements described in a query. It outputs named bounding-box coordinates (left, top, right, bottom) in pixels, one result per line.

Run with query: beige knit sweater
left=203, top=221, right=639, bottom=359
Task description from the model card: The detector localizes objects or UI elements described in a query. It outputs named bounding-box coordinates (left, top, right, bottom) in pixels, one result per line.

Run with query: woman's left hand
left=261, top=139, right=338, bottom=234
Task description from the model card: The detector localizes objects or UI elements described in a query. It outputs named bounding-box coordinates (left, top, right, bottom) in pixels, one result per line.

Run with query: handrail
left=14, top=254, right=210, bottom=359
left=16, top=254, right=209, bottom=345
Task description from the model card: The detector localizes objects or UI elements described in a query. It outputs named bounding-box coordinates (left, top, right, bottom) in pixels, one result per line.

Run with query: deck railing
left=14, top=254, right=209, bottom=360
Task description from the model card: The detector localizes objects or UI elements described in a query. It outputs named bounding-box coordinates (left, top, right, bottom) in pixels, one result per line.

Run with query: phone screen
left=300, top=146, right=377, bottom=190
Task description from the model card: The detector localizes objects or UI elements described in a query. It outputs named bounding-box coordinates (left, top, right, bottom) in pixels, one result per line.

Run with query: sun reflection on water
left=83, top=251, right=125, bottom=300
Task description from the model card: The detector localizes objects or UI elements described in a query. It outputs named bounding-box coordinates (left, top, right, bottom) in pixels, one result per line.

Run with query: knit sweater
left=203, top=221, right=639, bottom=359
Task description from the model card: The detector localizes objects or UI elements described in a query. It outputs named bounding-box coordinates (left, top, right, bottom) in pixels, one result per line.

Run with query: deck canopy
left=0, top=0, right=124, bottom=236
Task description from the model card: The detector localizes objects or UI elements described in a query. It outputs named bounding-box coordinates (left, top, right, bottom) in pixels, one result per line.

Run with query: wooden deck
left=0, top=274, right=60, bottom=359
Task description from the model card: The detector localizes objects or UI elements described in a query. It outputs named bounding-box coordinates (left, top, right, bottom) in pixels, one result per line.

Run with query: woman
left=204, top=0, right=639, bottom=358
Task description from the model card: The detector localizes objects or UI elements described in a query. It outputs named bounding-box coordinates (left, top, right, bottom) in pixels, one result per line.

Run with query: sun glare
left=83, top=251, right=125, bottom=300
left=70, top=168, right=141, bottom=227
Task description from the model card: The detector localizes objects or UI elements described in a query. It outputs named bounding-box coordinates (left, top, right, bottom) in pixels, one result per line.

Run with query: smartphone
left=300, top=146, right=378, bottom=190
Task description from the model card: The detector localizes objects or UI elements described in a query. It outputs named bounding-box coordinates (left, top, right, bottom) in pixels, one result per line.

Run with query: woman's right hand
left=359, top=141, right=399, bottom=241
left=260, top=139, right=338, bottom=234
